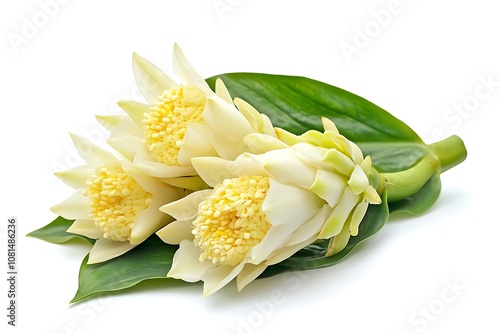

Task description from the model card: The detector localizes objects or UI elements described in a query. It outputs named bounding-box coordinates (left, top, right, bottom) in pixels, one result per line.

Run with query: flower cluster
left=51, top=44, right=382, bottom=295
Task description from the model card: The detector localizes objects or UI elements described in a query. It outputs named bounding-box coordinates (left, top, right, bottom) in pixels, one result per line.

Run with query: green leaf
left=263, top=190, right=389, bottom=274
left=388, top=174, right=442, bottom=214
left=71, top=235, right=177, bottom=303
left=26, top=216, right=94, bottom=245
left=358, top=142, right=430, bottom=173
left=207, top=73, right=422, bottom=143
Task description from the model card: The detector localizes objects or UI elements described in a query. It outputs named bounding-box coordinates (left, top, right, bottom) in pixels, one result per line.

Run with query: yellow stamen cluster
left=192, top=175, right=271, bottom=266
left=84, top=163, right=153, bottom=242
left=143, top=85, right=206, bottom=166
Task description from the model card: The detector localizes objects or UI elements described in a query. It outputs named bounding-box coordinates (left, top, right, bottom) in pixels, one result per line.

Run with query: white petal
left=236, top=263, right=268, bottom=291
left=160, top=189, right=212, bottom=220
left=275, top=127, right=302, bottom=145
left=133, top=148, right=196, bottom=178
left=322, top=117, right=339, bottom=134
left=107, top=136, right=143, bottom=162
left=350, top=200, right=369, bottom=236
left=348, top=165, right=370, bottom=195
left=50, top=191, right=90, bottom=220
left=309, top=169, right=347, bottom=207
left=286, top=204, right=331, bottom=246
left=172, top=43, right=213, bottom=95
left=323, top=149, right=355, bottom=177
left=326, top=219, right=351, bottom=256
left=261, top=149, right=316, bottom=188
left=168, top=240, right=215, bottom=282
left=117, top=100, right=149, bottom=129
left=291, top=143, right=330, bottom=169
left=160, top=176, right=209, bottom=191
left=337, top=135, right=363, bottom=164
left=234, top=98, right=264, bottom=133
left=177, top=123, right=218, bottom=166
left=204, top=97, right=253, bottom=141
left=263, top=180, right=322, bottom=227
left=69, top=133, right=116, bottom=167
left=319, top=187, right=360, bottom=239
left=67, top=219, right=102, bottom=239
left=214, top=78, right=233, bottom=104
left=203, top=262, right=245, bottom=297
left=192, top=155, right=266, bottom=187
left=364, top=185, right=382, bottom=204
left=54, top=166, right=93, bottom=189
left=157, top=219, right=194, bottom=245
left=301, top=130, right=336, bottom=148
left=266, top=234, right=317, bottom=265
left=87, top=239, right=136, bottom=264
left=132, top=52, right=176, bottom=104
left=243, top=133, right=288, bottom=154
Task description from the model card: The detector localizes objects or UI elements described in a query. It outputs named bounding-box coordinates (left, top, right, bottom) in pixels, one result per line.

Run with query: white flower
left=98, top=44, right=276, bottom=189
left=156, top=118, right=381, bottom=295
left=50, top=134, right=181, bottom=263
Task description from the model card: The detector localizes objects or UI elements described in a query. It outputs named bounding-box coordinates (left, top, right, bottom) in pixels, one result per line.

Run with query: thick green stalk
left=381, top=135, right=467, bottom=202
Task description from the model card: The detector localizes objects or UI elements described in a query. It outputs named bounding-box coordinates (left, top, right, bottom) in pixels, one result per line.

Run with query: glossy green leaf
left=388, top=174, right=442, bottom=214
left=27, top=216, right=94, bottom=245
left=358, top=142, right=430, bottom=173
left=71, top=235, right=177, bottom=303
left=207, top=73, right=422, bottom=143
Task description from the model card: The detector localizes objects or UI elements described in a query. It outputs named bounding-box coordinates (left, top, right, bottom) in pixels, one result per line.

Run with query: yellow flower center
left=143, top=85, right=206, bottom=166
left=84, top=163, right=153, bottom=242
left=192, top=175, right=271, bottom=266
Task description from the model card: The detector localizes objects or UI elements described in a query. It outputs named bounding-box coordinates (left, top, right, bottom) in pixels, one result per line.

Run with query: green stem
left=381, top=135, right=467, bottom=202
left=429, top=135, right=467, bottom=173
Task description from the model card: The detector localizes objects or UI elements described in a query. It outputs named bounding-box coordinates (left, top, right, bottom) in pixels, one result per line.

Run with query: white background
left=1, top=0, right=499, bottom=333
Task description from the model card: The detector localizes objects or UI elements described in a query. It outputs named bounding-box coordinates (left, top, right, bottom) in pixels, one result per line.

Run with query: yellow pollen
left=84, top=163, right=153, bottom=242
left=192, top=175, right=271, bottom=266
left=143, top=85, right=206, bottom=166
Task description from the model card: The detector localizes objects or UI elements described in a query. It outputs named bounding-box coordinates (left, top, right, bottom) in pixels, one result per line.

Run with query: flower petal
left=350, top=200, right=369, bottom=236
left=323, top=149, right=355, bottom=177
left=203, top=262, right=245, bottom=297
left=117, top=100, right=150, bottom=129
left=167, top=240, right=215, bottom=282
left=309, top=169, right=347, bottom=207
left=50, top=191, right=90, bottom=220
left=66, top=219, right=102, bottom=239
left=172, top=43, right=213, bottom=95
left=326, top=218, right=351, bottom=256
left=69, top=133, right=116, bottom=168
left=348, top=165, right=369, bottom=195
left=243, top=133, right=288, bottom=154
left=261, top=149, right=316, bottom=188
left=87, top=239, right=136, bottom=264
left=54, top=166, right=93, bottom=189
left=236, top=263, right=268, bottom=291
left=286, top=204, right=331, bottom=246
left=157, top=219, right=194, bottom=245
left=214, top=78, right=233, bottom=104
left=234, top=98, right=264, bottom=133
left=177, top=123, right=218, bottom=166
left=160, top=189, right=212, bottom=221
left=266, top=234, right=317, bottom=265
left=319, top=187, right=360, bottom=239
left=132, top=52, right=176, bottom=104
left=263, top=180, right=322, bottom=227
